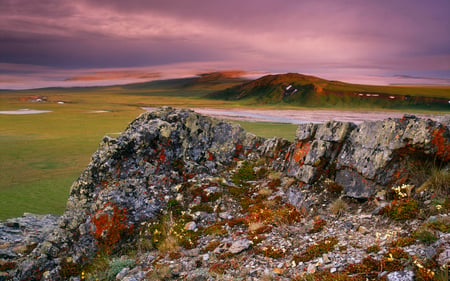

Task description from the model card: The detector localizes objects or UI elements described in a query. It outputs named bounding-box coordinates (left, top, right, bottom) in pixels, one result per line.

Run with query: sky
left=1, top=0, right=450, bottom=89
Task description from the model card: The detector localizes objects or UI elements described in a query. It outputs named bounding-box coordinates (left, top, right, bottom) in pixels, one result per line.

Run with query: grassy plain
left=1, top=76, right=448, bottom=220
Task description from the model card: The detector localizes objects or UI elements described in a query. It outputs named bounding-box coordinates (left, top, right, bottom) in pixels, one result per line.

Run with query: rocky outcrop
left=283, top=114, right=449, bottom=199
left=5, top=107, right=449, bottom=280
left=13, top=107, right=264, bottom=280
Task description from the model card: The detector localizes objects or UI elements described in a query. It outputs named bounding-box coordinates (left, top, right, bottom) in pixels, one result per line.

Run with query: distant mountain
left=122, top=71, right=249, bottom=91
left=208, top=73, right=450, bottom=110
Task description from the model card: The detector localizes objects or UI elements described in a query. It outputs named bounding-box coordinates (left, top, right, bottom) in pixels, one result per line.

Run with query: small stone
left=116, top=267, right=129, bottom=280
left=322, top=253, right=331, bottom=264
left=184, top=221, right=197, bottom=231
left=344, top=221, right=354, bottom=230
left=387, top=270, right=414, bottom=281
left=307, top=263, right=316, bottom=274
left=437, top=248, right=450, bottom=267
left=202, top=254, right=209, bottom=261
left=122, top=277, right=138, bottom=281
left=219, top=212, right=232, bottom=220
left=357, top=225, right=369, bottom=234
left=424, top=246, right=436, bottom=260
left=330, top=267, right=337, bottom=273
left=229, top=239, right=251, bottom=254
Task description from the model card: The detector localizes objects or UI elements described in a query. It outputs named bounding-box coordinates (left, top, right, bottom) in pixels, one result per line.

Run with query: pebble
left=229, top=239, right=251, bottom=254
left=307, top=263, right=316, bottom=274
left=184, top=221, right=197, bottom=231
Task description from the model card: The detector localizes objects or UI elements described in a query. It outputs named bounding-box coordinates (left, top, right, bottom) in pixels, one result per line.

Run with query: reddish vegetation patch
left=431, top=127, right=450, bottom=162
left=91, top=204, right=133, bottom=254
left=382, top=199, right=419, bottom=221
left=0, top=260, right=16, bottom=271
left=311, top=217, right=327, bottom=233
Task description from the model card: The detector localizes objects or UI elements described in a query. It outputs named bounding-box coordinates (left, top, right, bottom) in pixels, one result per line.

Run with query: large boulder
left=14, top=107, right=263, bottom=281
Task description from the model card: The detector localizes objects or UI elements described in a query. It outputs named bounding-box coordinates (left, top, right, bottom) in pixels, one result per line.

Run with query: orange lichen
left=293, top=141, right=311, bottom=165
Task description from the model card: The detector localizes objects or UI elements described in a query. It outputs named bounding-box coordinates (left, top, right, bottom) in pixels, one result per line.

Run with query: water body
left=0, top=109, right=52, bottom=115
left=143, top=107, right=443, bottom=124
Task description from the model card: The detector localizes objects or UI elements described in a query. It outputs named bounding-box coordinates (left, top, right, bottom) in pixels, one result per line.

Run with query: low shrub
left=293, top=236, right=338, bottom=263
left=366, top=244, right=381, bottom=253
left=329, top=198, right=348, bottom=217
left=105, top=257, right=135, bottom=281
left=413, top=227, right=438, bottom=244
left=232, top=161, right=256, bottom=185
left=390, top=236, right=415, bottom=247
left=383, top=198, right=419, bottom=220
left=310, top=217, right=327, bottom=233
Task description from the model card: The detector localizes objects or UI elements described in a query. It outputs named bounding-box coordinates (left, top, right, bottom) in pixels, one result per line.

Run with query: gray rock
left=387, top=270, right=414, bottom=281
left=229, top=239, right=251, bottom=254
left=335, top=169, right=376, bottom=199
left=296, top=123, right=318, bottom=141
left=315, top=121, right=354, bottom=142
left=437, top=247, right=450, bottom=267
left=116, top=267, right=129, bottom=280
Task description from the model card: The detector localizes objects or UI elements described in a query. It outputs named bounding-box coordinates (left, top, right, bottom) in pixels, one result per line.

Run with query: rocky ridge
left=1, top=107, right=449, bottom=280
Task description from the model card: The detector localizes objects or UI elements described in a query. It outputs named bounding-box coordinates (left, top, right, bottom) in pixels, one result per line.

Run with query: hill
left=209, top=73, right=450, bottom=110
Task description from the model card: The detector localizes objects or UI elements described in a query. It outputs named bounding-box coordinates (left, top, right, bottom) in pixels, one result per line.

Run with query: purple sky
left=1, top=0, right=450, bottom=89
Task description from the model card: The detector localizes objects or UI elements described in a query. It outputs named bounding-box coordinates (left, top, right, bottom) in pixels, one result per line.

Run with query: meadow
left=1, top=76, right=448, bottom=220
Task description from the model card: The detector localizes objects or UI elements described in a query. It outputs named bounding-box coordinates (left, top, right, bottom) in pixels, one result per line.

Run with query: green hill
left=208, top=73, right=450, bottom=111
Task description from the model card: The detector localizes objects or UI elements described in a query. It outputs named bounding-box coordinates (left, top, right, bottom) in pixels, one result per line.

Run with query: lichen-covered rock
left=14, top=107, right=264, bottom=281
left=284, top=114, right=449, bottom=199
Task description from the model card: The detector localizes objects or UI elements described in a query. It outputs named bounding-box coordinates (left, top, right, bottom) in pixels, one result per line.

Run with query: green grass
left=234, top=121, right=297, bottom=141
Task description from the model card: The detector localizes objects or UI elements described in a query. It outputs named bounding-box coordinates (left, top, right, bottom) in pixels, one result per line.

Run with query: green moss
left=413, top=227, right=439, bottom=244
left=426, top=217, right=450, bottom=233
left=167, top=198, right=183, bottom=218
left=366, top=244, right=381, bottom=253
left=191, top=203, right=214, bottom=213
left=232, top=161, right=256, bottom=185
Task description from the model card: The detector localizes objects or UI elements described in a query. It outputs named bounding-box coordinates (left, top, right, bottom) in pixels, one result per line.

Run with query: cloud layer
left=0, top=0, right=449, bottom=88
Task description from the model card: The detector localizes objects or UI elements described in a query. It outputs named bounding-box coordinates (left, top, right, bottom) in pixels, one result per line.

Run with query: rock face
left=284, top=114, right=449, bottom=198
left=6, top=107, right=449, bottom=280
